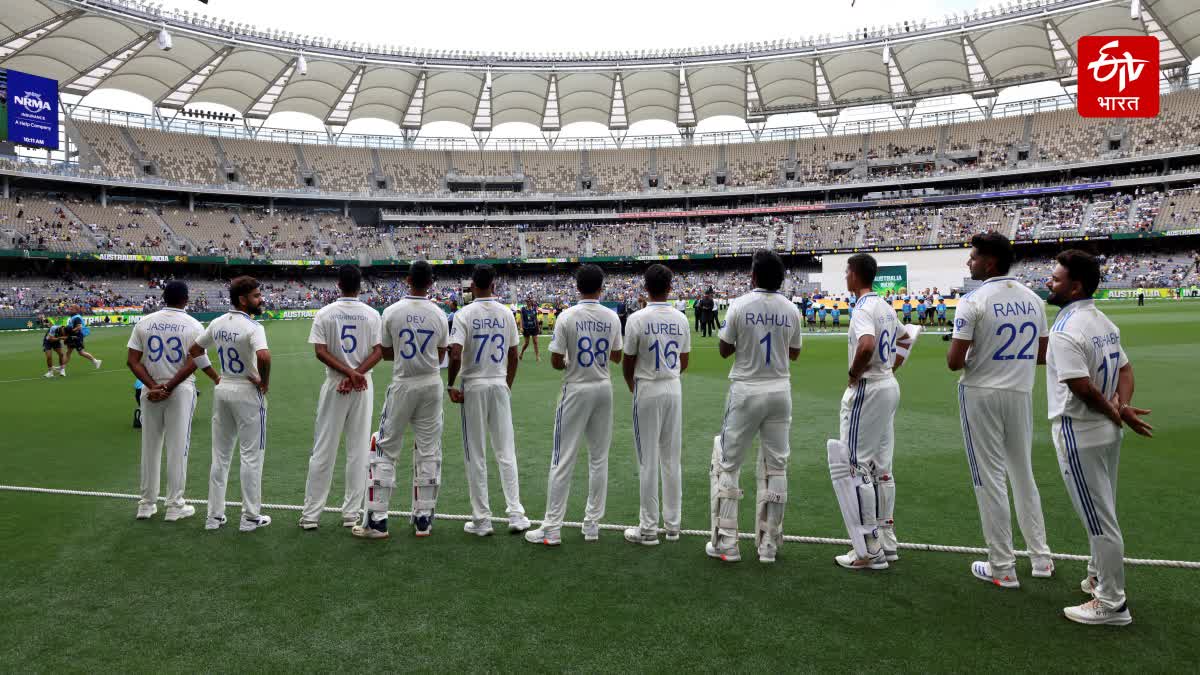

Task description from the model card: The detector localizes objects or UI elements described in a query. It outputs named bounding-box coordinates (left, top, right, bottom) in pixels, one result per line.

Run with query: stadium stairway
left=55, top=200, right=104, bottom=250
left=148, top=208, right=190, bottom=253
left=517, top=229, right=529, bottom=258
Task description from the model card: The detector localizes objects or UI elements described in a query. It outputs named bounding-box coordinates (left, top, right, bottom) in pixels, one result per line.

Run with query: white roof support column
left=1138, top=3, right=1188, bottom=66
left=541, top=74, right=561, bottom=132
left=1045, top=19, right=1077, bottom=102
left=609, top=72, right=628, bottom=130
left=677, top=66, right=696, bottom=129
left=245, top=59, right=298, bottom=120
left=745, top=64, right=766, bottom=125
left=401, top=71, right=427, bottom=130
left=156, top=46, right=233, bottom=110
left=324, top=64, right=365, bottom=127
left=813, top=59, right=839, bottom=135
left=472, top=68, right=492, bottom=132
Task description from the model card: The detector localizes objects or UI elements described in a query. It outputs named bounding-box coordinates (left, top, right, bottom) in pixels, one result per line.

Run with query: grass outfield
left=1, top=299, right=1197, bottom=671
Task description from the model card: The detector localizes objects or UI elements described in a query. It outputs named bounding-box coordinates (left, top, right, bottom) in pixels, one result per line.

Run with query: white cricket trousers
left=207, top=382, right=267, bottom=522
left=139, top=382, right=198, bottom=509
left=541, top=380, right=613, bottom=532
left=1053, top=416, right=1126, bottom=610
left=632, top=378, right=682, bottom=534
left=375, top=375, right=444, bottom=515
left=839, top=376, right=900, bottom=549
left=301, top=377, right=373, bottom=522
left=957, top=384, right=1052, bottom=574
left=713, top=380, right=792, bottom=543
left=461, top=378, right=525, bottom=523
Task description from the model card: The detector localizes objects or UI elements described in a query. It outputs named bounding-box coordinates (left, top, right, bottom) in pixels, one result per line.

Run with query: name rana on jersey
left=992, top=301, right=1038, bottom=317
left=575, top=319, right=613, bottom=333
left=472, top=317, right=506, bottom=330
left=744, top=312, right=794, bottom=327
left=643, top=322, right=684, bottom=336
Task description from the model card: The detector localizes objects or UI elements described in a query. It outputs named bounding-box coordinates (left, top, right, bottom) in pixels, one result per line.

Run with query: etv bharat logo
left=12, top=91, right=52, bottom=114
left=1078, top=35, right=1159, bottom=118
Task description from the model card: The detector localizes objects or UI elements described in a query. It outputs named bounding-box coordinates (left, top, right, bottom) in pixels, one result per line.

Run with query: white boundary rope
left=2, top=484, right=1197, bottom=569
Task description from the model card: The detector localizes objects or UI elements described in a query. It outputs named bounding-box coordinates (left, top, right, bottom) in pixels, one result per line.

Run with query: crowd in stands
left=1010, top=250, right=1200, bottom=290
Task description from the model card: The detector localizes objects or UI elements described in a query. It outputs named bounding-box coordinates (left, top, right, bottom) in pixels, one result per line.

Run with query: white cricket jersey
left=195, top=311, right=268, bottom=384
left=952, top=276, right=1048, bottom=393
left=624, top=302, right=692, bottom=382
left=718, top=289, right=803, bottom=383
left=1046, top=299, right=1128, bottom=423
left=127, top=307, right=205, bottom=385
left=847, top=293, right=902, bottom=380
left=380, top=295, right=449, bottom=379
left=449, top=298, right=519, bottom=382
left=550, top=300, right=624, bottom=384
left=308, top=297, right=383, bottom=380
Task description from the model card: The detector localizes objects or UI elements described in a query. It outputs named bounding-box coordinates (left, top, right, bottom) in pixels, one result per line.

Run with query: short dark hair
left=338, top=264, right=362, bottom=295
left=409, top=260, right=433, bottom=291
left=162, top=280, right=188, bottom=307
left=644, top=264, right=672, bottom=297
left=970, top=232, right=1015, bottom=275
left=576, top=264, right=604, bottom=294
left=472, top=264, right=496, bottom=291
left=847, top=253, right=878, bottom=287
left=751, top=249, right=784, bottom=291
left=1055, top=249, right=1101, bottom=297
left=229, top=275, right=259, bottom=308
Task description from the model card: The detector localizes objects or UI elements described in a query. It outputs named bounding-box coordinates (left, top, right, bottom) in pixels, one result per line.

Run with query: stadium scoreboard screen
left=0, top=67, right=59, bottom=150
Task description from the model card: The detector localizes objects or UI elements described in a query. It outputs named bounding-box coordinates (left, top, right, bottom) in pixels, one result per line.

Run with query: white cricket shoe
left=835, top=549, right=888, bottom=571
left=205, top=515, right=227, bottom=531
left=341, top=514, right=360, bottom=528
left=351, top=522, right=390, bottom=540
left=464, top=520, right=494, bottom=537
left=43, top=370, right=55, bottom=379
left=1032, top=560, right=1055, bottom=578
left=164, top=504, right=195, bottom=522
left=624, top=527, right=660, bottom=546
left=582, top=521, right=599, bottom=542
left=664, top=529, right=680, bottom=542
left=239, top=514, right=272, bottom=532
left=884, top=549, right=900, bottom=562
left=298, top=518, right=319, bottom=530
left=705, top=542, right=742, bottom=563
left=507, top=515, right=531, bottom=533
left=758, top=543, right=777, bottom=564
left=1081, top=575, right=1098, bottom=596
left=135, top=503, right=157, bottom=520
left=1064, top=598, right=1132, bottom=626
left=524, top=528, right=561, bottom=546
left=971, top=561, right=1019, bottom=588
left=58, top=369, right=67, bottom=377
left=94, top=359, right=103, bottom=370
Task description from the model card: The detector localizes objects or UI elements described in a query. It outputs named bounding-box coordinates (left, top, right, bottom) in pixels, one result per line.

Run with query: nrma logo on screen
left=12, top=91, right=52, bottom=114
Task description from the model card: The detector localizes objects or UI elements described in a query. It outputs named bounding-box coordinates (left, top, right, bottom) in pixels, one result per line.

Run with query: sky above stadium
left=151, top=0, right=989, bottom=54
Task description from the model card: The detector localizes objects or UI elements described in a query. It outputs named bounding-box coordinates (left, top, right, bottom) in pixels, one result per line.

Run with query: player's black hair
left=1055, top=249, right=1101, bottom=297
left=576, top=264, right=604, bottom=295
left=472, top=264, right=496, bottom=291
left=846, top=253, right=878, bottom=288
left=162, top=280, right=188, bottom=307
left=751, top=249, right=785, bottom=291
left=229, top=275, right=259, bottom=308
left=970, top=232, right=1015, bottom=275
left=338, top=264, right=362, bottom=295
left=409, top=259, right=433, bottom=291
left=644, top=264, right=672, bottom=297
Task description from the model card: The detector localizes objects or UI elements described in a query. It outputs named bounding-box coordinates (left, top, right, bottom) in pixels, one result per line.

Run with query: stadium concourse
left=4, top=0, right=1200, bottom=670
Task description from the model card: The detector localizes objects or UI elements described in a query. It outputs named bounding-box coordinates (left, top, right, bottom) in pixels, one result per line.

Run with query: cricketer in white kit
left=1045, top=250, right=1152, bottom=626
left=447, top=264, right=529, bottom=536
left=354, top=260, right=449, bottom=540
left=621, top=264, right=691, bottom=546
left=300, top=265, right=383, bottom=531
left=830, top=253, right=911, bottom=571
left=525, top=264, right=623, bottom=546
left=708, top=250, right=803, bottom=564
left=126, top=281, right=219, bottom=522
left=948, top=233, right=1054, bottom=588
left=178, top=276, right=272, bottom=533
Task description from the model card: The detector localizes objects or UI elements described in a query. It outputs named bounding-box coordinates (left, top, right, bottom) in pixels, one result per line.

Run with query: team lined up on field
left=125, top=237, right=1151, bottom=628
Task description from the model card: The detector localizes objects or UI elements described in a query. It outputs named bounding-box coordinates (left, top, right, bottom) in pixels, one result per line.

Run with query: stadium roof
left=1, top=0, right=1197, bottom=133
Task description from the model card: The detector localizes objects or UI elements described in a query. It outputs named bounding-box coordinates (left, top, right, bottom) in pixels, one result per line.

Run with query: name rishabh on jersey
left=719, top=289, right=803, bottom=382
left=1046, top=299, right=1129, bottom=426
left=952, top=276, right=1048, bottom=392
